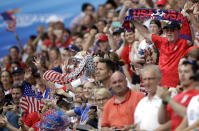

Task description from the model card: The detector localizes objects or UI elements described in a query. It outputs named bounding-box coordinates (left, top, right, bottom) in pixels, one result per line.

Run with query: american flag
left=20, top=83, right=50, bottom=114
left=1, top=9, right=19, bottom=32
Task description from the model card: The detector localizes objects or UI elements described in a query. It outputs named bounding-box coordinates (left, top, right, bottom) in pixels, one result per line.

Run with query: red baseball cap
left=98, top=34, right=108, bottom=42
left=156, top=0, right=168, bottom=6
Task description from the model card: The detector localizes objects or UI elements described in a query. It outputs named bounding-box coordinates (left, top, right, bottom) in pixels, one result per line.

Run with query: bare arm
left=158, top=103, right=170, bottom=124
left=175, top=116, right=188, bottom=131
left=183, top=117, right=199, bottom=131
left=14, top=33, right=24, bottom=54
left=116, top=43, right=124, bottom=57
left=155, top=121, right=171, bottom=131
left=132, top=20, right=152, bottom=41
left=190, top=14, right=199, bottom=34
left=83, top=29, right=97, bottom=51
left=119, top=6, right=127, bottom=22
left=65, top=110, right=76, bottom=117
left=122, top=64, right=132, bottom=83
left=167, top=97, right=187, bottom=117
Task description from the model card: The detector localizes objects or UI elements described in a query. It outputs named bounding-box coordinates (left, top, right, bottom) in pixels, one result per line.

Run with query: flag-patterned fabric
left=20, top=95, right=44, bottom=114
left=1, top=10, right=17, bottom=32
left=20, top=83, right=50, bottom=114
left=43, top=54, right=95, bottom=85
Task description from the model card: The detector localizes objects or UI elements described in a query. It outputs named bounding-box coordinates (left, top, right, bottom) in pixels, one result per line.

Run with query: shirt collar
left=113, top=89, right=131, bottom=105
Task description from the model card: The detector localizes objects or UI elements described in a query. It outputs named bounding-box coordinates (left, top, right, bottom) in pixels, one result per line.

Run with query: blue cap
left=65, top=44, right=80, bottom=52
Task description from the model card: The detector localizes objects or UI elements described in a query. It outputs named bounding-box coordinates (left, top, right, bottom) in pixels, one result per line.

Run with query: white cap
left=46, top=15, right=63, bottom=23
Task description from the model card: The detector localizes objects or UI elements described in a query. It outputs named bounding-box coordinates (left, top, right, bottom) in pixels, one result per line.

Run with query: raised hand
left=193, top=3, right=199, bottom=15
left=33, top=54, right=43, bottom=70
left=24, top=67, right=32, bottom=81
left=156, top=86, right=170, bottom=101
left=184, top=0, right=194, bottom=14
left=61, top=59, right=69, bottom=74
left=56, top=88, right=66, bottom=95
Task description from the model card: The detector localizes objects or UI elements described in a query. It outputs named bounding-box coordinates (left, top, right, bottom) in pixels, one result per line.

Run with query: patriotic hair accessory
left=40, top=109, right=69, bottom=131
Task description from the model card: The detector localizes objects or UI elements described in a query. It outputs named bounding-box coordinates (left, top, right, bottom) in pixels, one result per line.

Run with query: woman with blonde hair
left=94, top=88, right=112, bottom=130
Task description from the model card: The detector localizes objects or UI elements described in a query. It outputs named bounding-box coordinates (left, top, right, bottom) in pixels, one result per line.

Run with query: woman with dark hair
left=0, top=70, right=13, bottom=100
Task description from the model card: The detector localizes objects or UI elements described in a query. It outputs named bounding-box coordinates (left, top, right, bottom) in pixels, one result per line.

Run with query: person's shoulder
left=104, top=97, right=115, bottom=107
left=130, top=90, right=145, bottom=97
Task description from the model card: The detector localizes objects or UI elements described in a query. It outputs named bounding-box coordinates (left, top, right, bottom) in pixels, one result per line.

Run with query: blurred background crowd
left=0, top=0, right=199, bottom=130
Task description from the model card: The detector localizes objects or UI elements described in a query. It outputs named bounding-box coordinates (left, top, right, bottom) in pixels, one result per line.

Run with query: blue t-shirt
left=74, top=105, right=90, bottom=123
left=0, top=109, right=21, bottom=131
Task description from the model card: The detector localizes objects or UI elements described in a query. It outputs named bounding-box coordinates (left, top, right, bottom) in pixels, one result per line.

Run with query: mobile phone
left=90, top=105, right=97, bottom=112
left=6, top=101, right=12, bottom=106
left=76, top=124, right=91, bottom=131
left=112, top=21, right=121, bottom=28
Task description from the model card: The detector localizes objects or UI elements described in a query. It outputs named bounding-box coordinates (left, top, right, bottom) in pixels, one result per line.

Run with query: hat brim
left=163, top=26, right=180, bottom=30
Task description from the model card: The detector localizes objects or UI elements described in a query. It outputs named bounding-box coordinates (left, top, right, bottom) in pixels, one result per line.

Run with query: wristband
left=162, top=100, right=168, bottom=105
left=167, top=97, right=171, bottom=103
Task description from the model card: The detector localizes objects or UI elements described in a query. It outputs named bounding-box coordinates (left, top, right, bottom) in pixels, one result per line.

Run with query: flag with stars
left=1, top=8, right=19, bottom=32
left=20, top=82, right=50, bottom=114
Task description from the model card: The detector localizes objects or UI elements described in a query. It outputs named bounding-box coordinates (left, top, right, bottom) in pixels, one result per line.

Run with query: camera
left=90, top=105, right=97, bottom=112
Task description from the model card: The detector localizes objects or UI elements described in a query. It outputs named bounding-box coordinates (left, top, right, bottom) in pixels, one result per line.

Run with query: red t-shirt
left=167, top=89, right=199, bottom=131
left=152, top=34, right=189, bottom=87
left=121, top=44, right=133, bottom=77
left=31, top=121, right=40, bottom=131
left=24, top=112, right=40, bottom=127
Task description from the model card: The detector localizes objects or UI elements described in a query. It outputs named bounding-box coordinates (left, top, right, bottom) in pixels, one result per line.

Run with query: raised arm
left=131, top=20, right=152, bottom=41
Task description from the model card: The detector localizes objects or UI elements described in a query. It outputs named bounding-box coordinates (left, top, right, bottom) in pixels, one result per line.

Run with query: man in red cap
left=156, top=0, right=168, bottom=8
left=132, top=18, right=193, bottom=88
left=98, top=34, right=110, bottom=53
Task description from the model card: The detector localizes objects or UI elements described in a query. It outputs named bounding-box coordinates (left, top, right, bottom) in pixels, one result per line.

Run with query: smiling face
left=125, top=31, right=135, bottom=44
left=83, top=82, right=95, bottom=99
left=165, top=28, right=179, bottom=43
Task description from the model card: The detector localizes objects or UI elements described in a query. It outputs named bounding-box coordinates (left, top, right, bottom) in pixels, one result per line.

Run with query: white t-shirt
left=134, top=95, right=162, bottom=130
left=138, top=39, right=154, bottom=55
left=187, top=95, right=199, bottom=126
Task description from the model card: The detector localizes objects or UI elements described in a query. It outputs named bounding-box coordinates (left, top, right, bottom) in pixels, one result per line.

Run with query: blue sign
left=0, top=0, right=106, bottom=59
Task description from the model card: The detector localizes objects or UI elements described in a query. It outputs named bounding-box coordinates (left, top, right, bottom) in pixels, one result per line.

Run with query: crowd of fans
left=0, top=0, right=199, bottom=130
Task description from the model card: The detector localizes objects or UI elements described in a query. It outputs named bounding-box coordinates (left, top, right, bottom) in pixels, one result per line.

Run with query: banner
left=124, top=8, right=184, bottom=23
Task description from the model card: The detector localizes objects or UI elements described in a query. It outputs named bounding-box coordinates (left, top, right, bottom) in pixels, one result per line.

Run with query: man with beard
left=132, top=19, right=192, bottom=88
left=101, top=71, right=144, bottom=130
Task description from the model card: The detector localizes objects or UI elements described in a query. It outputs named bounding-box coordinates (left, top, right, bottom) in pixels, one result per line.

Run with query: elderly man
left=132, top=18, right=192, bottom=87
left=101, top=71, right=144, bottom=130
left=134, top=64, right=163, bottom=130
